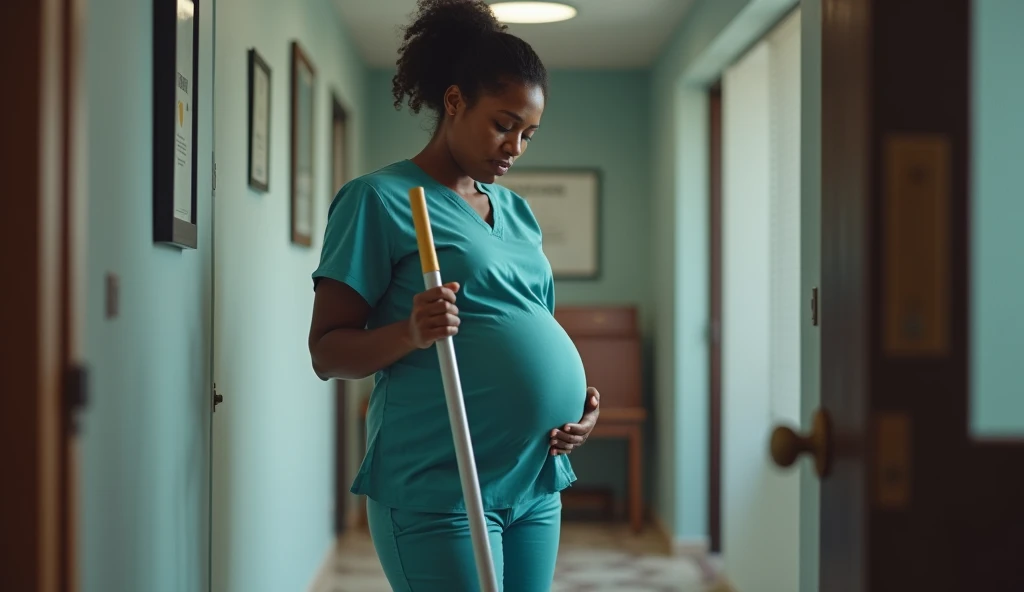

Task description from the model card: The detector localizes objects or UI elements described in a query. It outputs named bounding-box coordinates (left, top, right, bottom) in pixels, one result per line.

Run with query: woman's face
left=443, top=80, right=545, bottom=184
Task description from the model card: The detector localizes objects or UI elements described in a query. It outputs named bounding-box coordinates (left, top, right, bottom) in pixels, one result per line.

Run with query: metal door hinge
left=811, top=287, right=820, bottom=327
left=212, top=382, right=224, bottom=413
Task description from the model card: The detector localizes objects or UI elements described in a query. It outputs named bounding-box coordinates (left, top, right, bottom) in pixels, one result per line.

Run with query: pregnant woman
left=307, top=0, right=600, bottom=589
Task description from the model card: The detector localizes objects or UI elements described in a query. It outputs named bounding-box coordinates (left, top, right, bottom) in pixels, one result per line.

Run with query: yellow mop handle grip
left=409, top=187, right=440, bottom=274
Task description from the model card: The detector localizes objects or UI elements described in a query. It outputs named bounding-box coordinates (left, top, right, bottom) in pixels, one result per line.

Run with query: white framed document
left=500, top=168, right=601, bottom=279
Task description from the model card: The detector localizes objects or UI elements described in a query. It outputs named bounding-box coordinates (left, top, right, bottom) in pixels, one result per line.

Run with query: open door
left=776, top=0, right=1024, bottom=589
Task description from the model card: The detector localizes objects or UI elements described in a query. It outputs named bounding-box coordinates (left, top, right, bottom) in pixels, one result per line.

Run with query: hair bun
left=392, top=0, right=548, bottom=121
left=393, top=0, right=506, bottom=114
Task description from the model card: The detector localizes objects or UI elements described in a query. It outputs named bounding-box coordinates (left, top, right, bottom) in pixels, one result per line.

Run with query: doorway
left=718, top=8, right=802, bottom=590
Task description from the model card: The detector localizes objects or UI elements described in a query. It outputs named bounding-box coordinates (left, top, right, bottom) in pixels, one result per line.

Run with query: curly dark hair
left=392, top=0, right=548, bottom=118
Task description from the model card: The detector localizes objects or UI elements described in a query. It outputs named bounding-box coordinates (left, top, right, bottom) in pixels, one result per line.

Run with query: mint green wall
left=82, top=0, right=215, bottom=590
left=211, top=1, right=368, bottom=591
left=651, top=0, right=756, bottom=541
left=81, top=1, right=367, bottom=591
left=364, top=68, right=655, bottom=507
left=971, top=0, right=1024, bottom=436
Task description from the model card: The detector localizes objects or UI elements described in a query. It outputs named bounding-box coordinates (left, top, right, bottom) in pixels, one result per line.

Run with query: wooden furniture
left=554, top=305, right=647, bottom=534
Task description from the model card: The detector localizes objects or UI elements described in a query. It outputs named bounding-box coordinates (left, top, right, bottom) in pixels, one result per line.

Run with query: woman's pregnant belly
left=375, top=306, right=586, bottom=499
left=455, top=307, right=588, bottom=452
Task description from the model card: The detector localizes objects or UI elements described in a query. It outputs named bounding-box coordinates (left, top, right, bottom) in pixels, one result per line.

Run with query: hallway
left=9, top=0, right=1024, bottom=590
left=315, top=524, right=713, bottom=592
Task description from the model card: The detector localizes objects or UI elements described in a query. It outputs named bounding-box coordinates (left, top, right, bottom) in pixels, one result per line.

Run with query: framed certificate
left=248, top=48, right=271, bottom=192
left=499, top=168, right=602, bottom=279
left=290, top=41, right=316, bottom=247
left=153, top=0, right=200, bottom=249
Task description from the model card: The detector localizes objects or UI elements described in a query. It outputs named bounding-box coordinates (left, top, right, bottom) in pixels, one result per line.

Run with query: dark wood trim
left=2, top=2, right=73, bottom=590
left=333, top=380, right=348, bottom=535
left=707, top=81, right=723, bottom=554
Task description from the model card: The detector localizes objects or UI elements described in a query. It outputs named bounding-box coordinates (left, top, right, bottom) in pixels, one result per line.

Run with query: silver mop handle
left=409, top=187, right=499, bottom=592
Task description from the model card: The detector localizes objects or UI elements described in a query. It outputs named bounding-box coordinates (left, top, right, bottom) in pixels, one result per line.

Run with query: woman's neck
left=411, top=133, right=478, bottom=197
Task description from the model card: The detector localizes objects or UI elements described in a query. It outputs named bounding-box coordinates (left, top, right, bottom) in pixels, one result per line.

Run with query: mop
left=408, top=187, right=500, bottom=592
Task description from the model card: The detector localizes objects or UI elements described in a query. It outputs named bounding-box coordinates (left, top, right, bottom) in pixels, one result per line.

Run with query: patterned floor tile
left=316, top=522, right=711, bottom=591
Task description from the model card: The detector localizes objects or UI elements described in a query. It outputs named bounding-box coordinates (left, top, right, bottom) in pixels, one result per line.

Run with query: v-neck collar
left=403, top=159, right=504, bottom=237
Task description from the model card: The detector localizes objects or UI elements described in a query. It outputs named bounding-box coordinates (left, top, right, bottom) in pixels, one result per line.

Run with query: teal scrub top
left=312, top=160, right=586, bottom=513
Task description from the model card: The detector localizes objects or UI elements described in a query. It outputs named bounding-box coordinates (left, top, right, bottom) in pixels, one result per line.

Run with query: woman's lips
left=490, top=160, right=511, bottom=175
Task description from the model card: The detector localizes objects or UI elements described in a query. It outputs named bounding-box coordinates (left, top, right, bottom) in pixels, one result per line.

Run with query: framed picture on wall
left=290, top=41, right=316, bottom=247
left=499, top=168, right=601, bottom=279
left=247, top=48, right=271, bottom=192
left=153, top=0, right=200, bottom=249
left=331, top=93, right=348, bottom=196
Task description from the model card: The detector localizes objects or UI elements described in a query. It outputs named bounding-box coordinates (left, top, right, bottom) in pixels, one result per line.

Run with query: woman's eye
left=522, top=135, right=533, bottom=143
left=495, top=123, right=512, bottom=133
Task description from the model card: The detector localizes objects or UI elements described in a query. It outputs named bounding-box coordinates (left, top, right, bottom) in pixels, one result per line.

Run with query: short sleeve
left=312, top=180, right=395, bottom=307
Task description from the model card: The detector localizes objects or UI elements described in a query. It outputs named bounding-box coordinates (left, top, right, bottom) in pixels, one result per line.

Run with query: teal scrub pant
left=367, top=492, right=562, bottom=592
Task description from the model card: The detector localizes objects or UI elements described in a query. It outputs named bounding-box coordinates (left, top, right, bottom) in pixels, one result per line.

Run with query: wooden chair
left=554, top=306, right=647, bottom=534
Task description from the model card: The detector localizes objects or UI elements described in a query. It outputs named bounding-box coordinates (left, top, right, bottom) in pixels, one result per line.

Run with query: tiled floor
left=318, top=522, right=718, bottom=591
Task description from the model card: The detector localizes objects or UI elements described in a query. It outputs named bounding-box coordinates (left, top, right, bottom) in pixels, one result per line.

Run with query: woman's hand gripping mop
left=408, top=187, right=500, bottom=592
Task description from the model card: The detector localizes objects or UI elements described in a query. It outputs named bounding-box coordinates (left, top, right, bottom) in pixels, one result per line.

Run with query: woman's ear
left=443, top=85, right=465, bottom=118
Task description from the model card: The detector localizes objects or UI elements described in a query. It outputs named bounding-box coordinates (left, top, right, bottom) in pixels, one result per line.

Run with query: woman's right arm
left=308, top=278, right=461, bottom=381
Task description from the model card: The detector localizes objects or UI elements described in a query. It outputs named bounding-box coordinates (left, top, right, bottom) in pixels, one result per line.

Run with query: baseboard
left=705, top=576, right=739, bottom=592
left=306, top=538, right=338, bottom=592
left=650, top=512, right=710, bottom=557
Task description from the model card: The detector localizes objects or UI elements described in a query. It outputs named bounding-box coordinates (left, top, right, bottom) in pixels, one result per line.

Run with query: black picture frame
left=153, top=0, right=200, bottom=249
left=247, top=48, right=271, bottom=192
left=498, top=167, right=603, bottom=280
left=290, top=41, right=316, bottom=247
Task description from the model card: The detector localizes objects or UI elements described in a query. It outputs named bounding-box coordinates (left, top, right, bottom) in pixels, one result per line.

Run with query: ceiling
left=333, top=0, right=698, bottom=69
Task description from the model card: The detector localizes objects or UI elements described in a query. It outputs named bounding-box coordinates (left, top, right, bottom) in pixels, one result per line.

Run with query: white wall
left=211, top=1, right=368, bottom=590
left=721, top=9, right=802, bottom=591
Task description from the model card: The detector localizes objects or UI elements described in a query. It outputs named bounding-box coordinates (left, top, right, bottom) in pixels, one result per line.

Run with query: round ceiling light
left=489, top=1, right=578, bottom=24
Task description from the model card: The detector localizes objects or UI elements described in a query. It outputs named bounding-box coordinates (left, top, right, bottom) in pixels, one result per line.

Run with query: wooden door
left=334, top=380, right=348, bottom=534
left=780, top=0, right=1024, bottom=589
left=1, top=1, right=85, bottom=590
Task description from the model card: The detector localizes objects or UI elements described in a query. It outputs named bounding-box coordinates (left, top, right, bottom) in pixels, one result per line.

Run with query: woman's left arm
left=549, top=387, right=600, bottom=455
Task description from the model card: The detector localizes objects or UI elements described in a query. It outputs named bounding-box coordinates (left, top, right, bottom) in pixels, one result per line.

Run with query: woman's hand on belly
left=548, top=387, right=601, bottom=456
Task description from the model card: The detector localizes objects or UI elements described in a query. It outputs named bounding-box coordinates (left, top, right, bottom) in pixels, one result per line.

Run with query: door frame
left=333, top=380, right=348, bottom=534
left=2, top=0, right=84, bottom=590
left=707, top=80, right=723, bottom=555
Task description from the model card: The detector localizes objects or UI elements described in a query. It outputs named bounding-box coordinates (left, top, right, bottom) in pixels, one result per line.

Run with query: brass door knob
left=770, top=409, right=833, bottom=478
